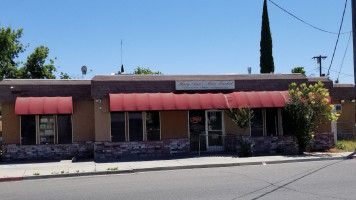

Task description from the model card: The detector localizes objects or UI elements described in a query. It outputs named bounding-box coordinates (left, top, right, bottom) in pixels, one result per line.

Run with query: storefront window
left=129, top=112, right=143, bottom=141
left=21, top=114, right=73, bottom=145
left=39, top=115, right=55, bottom=144
left=282, top=109, right=293, bottom=135
left=57, top=115, right=72, bottom=144
left=111, top=112, right=126, bottom=142
left=21, top=115, right=36, bottom=145
left=146, top=111, right=160, bottom=141
left=266, top=108, right=279, bottom=136
left=251, top=109, right=263, bottom=137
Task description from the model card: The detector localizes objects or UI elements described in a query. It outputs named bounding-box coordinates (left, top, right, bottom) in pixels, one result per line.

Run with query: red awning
left=109, top=91, right=289, bottom=112
left=15, top=97, right=73, bottom=115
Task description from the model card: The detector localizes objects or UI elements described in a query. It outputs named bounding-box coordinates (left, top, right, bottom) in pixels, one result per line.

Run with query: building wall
left=224, top=111, right=250, bottom=136
left=0, top=119, right=2, bottom=136
left=314, top=100, right=355, bottom=134
left=94, top=97, right=111, bottom=141
left=315, top=123, right=331, bottom=133
left=72, top=100, right=95, bottom=142
left=334, top=100, right=355, bottom=133
left=1, top=102, right=20, bottom=144
left=161, top=111, right=188, bottom=139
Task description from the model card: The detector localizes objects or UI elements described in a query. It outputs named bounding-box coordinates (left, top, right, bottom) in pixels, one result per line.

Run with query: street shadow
left=346, top=152, right=356, bottom=159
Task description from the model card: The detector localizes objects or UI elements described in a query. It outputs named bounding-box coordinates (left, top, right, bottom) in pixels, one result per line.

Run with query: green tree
left=285, top=81, right=338, bottom=154
left=291, top=67, right=306, bottom=76
left=0, top=24, right=63, bottom=80
left=0, top=26, right=25, bottom=80
left=260, top=0, right=275, bottom=73
left=19, top=46, right=56, bottom=79
left=133, top=67, right=162, bottom=75
left=60, top=72, right=70, bottom=79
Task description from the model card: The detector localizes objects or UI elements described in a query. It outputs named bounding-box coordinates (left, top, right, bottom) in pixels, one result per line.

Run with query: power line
left=336, top=32, right=352, bottom=82
left=322, top=67, right=354, bottom=77
left=306, top=68, right=317, bottom=77
left=268, top=0, right=351, bottom=35
left=326, top=0, right=349, bottom=76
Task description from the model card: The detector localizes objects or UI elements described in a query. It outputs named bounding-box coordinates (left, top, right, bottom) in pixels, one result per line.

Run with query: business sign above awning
left=175, top=80, right=235, bottom=90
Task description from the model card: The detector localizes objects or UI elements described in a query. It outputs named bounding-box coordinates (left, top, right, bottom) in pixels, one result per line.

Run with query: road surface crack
left=230, top=160, right=344, bottom=200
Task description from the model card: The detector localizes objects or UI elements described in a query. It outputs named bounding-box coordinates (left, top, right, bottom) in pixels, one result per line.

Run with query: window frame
left=110, top=112, right=127, bottom=142
left=250, top=108, right=264, bottom=137
left=110, top=111, right=161, bottom=142
left=20, top=114, right=73, bottom=145
left=145, top=111, right=161, bottom=141
left=56, top=114, right=74, bottom=144
left=20, top=115, right=37, bottom=145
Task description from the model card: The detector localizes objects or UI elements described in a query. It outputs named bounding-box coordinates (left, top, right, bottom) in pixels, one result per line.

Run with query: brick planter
left=94, top=138, right=190, bottom=160
left=2, top=141, right=94, bottom=161
left=225, top=135, right=299, bottom=155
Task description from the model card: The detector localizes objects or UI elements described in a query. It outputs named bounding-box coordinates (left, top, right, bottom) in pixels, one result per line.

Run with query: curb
left=0, top=177, right=23, bottom=182
left=0, top=156, right=348, bottom=183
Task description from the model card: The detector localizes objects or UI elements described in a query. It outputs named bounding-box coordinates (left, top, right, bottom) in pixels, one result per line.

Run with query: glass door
left=206, top=111, right=224, bottom=151
left=189, top=110, right=206, bottom=151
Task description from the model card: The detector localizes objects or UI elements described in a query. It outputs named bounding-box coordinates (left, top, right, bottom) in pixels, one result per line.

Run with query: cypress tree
left=260, top=0, right=275, bottom=73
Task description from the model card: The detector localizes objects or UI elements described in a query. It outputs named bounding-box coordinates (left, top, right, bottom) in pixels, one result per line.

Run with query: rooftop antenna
left=120, top=39, right=125, bottom=74
left=247, top=67, right=252, bottom=74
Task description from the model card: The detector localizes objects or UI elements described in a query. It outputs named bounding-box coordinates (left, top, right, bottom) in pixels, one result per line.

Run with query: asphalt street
left=0, top=159, right=355, bottom=200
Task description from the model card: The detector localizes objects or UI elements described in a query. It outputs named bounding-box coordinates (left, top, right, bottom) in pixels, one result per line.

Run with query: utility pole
left=313, top=55, right=327, bottom=77
left=352, top=0, right=356, bottom=101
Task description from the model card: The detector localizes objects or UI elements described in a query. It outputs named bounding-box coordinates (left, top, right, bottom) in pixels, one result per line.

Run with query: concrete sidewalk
left=0, top=152, right=355, bottom=182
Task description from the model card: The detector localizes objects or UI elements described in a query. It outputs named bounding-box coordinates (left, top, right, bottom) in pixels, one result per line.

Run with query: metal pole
left=319, top=56, right=322, bottom=77
left=313, top=56, right=327, bottom=77
left=352, top=0, right=356, bottom=104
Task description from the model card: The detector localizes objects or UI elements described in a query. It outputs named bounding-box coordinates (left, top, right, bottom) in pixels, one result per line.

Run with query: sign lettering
left=176, top=80, right=235, bottom=90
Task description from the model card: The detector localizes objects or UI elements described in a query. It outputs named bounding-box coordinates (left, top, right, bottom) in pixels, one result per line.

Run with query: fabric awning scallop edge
left=109, top=91, right=290, bottom=112
left=15, top=97, right=73, bottom=115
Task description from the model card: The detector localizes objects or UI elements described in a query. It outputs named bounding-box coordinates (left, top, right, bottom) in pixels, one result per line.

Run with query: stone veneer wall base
left=225, top=135, right=299, bottom=155
left=94, top=138, right=190, bottom=160
left=1, top=141, right=94, bottom=161
left=312, top=132, right=335, bottom=151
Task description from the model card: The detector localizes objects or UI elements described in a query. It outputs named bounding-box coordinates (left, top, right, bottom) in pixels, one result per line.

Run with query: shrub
left=285, top=81, right=338, bottom=154
left=335, top=141, right=346, bottom=150
left=237, top=137, right=254, bottom=157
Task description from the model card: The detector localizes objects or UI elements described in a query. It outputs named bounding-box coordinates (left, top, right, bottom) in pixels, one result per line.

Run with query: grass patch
left=334, top=140, right=356, bottom=152
left=106, top=167, right=118, bottom=171
left=33, top=172, right=40, bottom=176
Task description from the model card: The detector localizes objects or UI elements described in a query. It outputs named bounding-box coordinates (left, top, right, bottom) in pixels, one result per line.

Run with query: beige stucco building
left=0, top=74, right=353, bottom=161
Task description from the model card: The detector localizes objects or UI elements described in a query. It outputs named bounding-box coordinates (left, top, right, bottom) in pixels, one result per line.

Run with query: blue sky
left=1, top=0, right=354, bottom=83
